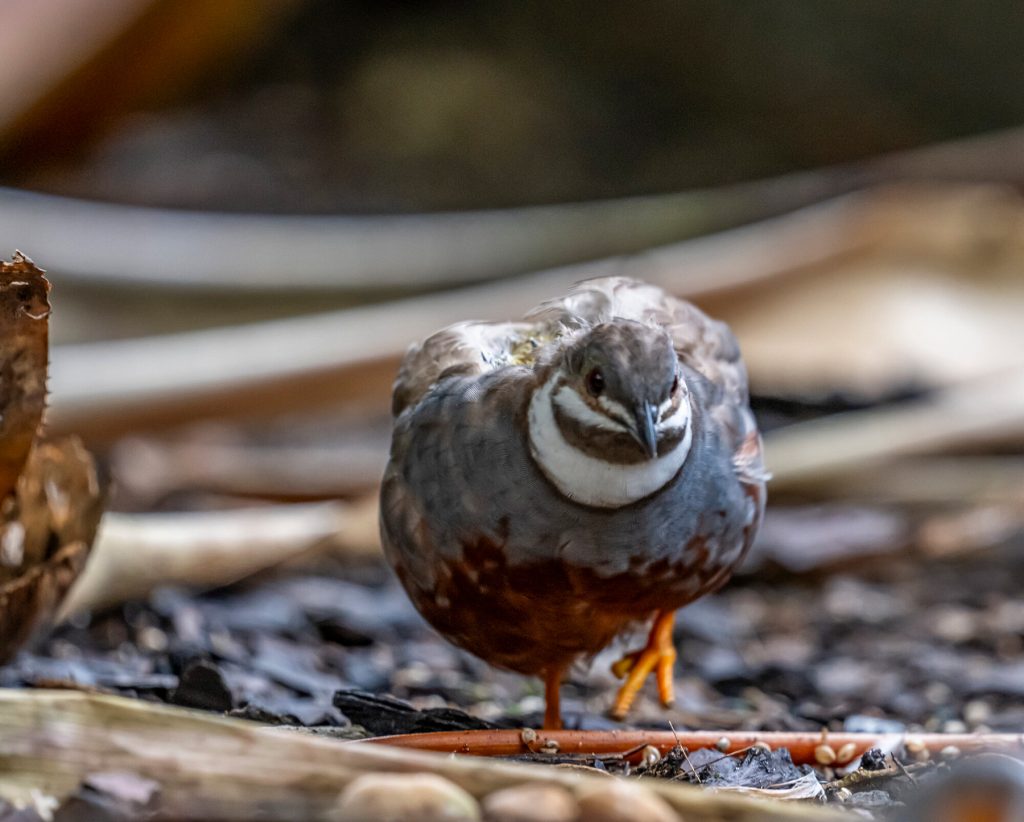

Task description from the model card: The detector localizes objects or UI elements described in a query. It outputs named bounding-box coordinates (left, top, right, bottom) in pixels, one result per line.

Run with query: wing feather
left=391, top=320, right=534, bottom=416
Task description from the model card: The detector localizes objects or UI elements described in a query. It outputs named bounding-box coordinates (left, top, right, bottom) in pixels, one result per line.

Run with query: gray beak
left=632, top=402, right=658, bottom=459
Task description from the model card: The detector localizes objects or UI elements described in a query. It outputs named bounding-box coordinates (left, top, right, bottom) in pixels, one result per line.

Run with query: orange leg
left=543, top=666, right=564, bottom=730
left=609, top=610, right=677, bottom=720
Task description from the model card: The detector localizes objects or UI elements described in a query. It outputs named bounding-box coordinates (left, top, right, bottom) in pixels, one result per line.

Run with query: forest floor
left=5, top=509, right=1021, bottom=818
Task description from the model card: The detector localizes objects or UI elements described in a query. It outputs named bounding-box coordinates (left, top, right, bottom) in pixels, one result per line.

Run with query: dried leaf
left=45, top=184, right=1024, bottom=440
left=60, top=497, right=378, bottom=616
left=0, top=253, right=102, bottom=661
left=765, top=367, right=1024, bottom=492
left=713, top=772, right=826, bottom=802
left=716, top=186, right=1024, bottom=400
left=0, top=252, right=49, bottom=500
left=0, top=438, right=102, bottom=663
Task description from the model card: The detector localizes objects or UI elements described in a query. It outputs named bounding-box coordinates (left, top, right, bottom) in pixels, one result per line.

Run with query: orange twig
left=362, top=729, right=1024, bottom=768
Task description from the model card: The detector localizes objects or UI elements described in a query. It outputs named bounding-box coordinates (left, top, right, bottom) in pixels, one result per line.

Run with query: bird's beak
left=631, top=402, right=659, bottom=459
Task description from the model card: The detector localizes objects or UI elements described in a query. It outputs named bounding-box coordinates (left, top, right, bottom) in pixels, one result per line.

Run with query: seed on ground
left=814, top=744, right=837, bottom=765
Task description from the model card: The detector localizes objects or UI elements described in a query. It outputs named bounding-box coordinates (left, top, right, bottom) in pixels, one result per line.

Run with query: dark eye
left=586, top=368, right=605, bottom=397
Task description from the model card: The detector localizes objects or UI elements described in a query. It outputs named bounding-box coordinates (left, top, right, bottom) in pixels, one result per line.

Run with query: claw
left=610, top=610, right=677, bottom=719
left=610, top=649, right=642, bottom=679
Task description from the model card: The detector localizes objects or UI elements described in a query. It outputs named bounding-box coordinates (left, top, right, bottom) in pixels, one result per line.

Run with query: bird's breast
left=398, top=527, right=730, bottom=674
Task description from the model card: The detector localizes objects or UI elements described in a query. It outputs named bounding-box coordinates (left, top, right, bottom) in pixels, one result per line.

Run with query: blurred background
left=1, top=0, right=1023, bottom=744
left=8, top=1, right=1024, bottom=212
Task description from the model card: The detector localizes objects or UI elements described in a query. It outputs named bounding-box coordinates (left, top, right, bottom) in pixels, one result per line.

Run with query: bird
left=379, top=277, right=767, bottom=729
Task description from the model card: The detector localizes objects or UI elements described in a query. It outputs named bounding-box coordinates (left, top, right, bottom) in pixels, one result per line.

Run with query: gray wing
left=528, top=276, right=769, bottom=484
left=390, top=320, right=533, bottom=416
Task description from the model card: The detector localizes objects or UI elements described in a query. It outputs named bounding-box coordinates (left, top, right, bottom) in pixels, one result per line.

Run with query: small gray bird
left=380, top=277, right=767, bottom=728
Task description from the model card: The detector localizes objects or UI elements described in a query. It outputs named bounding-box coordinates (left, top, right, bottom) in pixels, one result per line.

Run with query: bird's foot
left=609, top=610, right=677, bottom=720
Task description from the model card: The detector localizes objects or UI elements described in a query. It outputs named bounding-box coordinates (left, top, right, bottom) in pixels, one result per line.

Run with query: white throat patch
left=527, top=374, right=692, bottom=509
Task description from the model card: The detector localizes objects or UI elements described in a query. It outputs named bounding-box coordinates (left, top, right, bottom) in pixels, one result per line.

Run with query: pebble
left=963, top=699, right=992, bottom=726
left=904, top=738, right=931, bottom=763
left=483, top=784, right=578, bottom=822
left=575, top=780, right=680, bottom=822
left=518, top=696, right=544, bottom=716
left=136, top=626, right=168, bottom=653
left=939, top=745, right=961, bottom=760
left=923, top=681, right=952, bottom=705
left=391, top=661, right=433, bottom=689
left=844, top=715, right=906, bottom=734
left=932, top=608, right=976, bottom=643
left=715, top=737, right=730, bottom=752
left=848, top=790, right=896, bottom=810
left=331, top=773, right=481, bottom=821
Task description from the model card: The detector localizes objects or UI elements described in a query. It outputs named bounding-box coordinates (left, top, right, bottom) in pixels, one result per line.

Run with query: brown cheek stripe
left=550, top=400, right=648, bottom=465
left=655, top=424, right=686, bottom=457
left=551, top=396, right=687, bottom=465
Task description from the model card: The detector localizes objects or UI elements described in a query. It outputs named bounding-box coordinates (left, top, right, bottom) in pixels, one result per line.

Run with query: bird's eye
left=586, top=368, right=605, bottom=397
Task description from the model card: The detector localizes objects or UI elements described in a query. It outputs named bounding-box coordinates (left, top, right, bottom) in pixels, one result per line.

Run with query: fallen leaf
left=0, top=439, right=102, bottom=663
left=0, top=252, right=49, bottom=500
left=0, top=253, right=102, bottom=662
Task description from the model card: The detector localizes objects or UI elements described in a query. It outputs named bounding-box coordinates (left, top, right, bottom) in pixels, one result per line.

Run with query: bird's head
left=561, top=321, right=684, bottom=459
left=527, top=320, right=693, bottom=508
